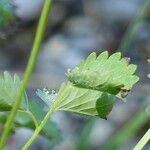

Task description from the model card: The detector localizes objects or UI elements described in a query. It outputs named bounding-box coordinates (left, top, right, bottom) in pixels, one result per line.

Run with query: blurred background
left=0, top=0, right=150, bottom=150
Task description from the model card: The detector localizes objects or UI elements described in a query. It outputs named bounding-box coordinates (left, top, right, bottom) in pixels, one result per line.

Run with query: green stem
left=18, top=110, right=39, bottom=128
left=0, top=0, right=53, bottom=149
left=133, top=129, right=150, bottom=150
left=22, top=84, right=67, bottom=150
left=117, top=0, right=150, bottom=55
left=22, top=106, right=55, bottom=150
left=26, top=111, right=39, bottom=128
left=103, top=110, right=149, bottom=150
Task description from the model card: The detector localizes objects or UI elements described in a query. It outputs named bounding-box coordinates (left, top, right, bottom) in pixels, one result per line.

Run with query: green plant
left=77, top=0, right=150, bottom=149
left=0, top=49, right=140, bottom=149
left=0, top=0, right=149, bottom=150
left=103, top=110, right=149, bottom=150
left=101, top=60, right=150, bottom=150
left=0, top=0, right=53, bottom=149
left=132, top=59, right=150, bottom=150
left=0, top=50, right=139, bottom=150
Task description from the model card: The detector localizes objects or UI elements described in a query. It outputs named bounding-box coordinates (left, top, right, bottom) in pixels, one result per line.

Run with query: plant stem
left=18, top=110, right=39, bottom=128
left=26, top=111, right=39, bottom=128
left=22, top=106, right=55, bottom=150
left=22, top=85, right=68, bottom=150
left=103, top=110, right=149, bottom=150
left=117, top=0, right=150, bottom=55
left=0, top=0, right=53, bottom=149
left=133, top=129, right=150, bottom=150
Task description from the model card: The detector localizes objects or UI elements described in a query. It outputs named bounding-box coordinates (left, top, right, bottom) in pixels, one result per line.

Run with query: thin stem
left=133, top=129, right=150, bottom=150
left=103, top=110, right=149, bottom=150
left=0, top=0, right=53, bottom=149
left=26, top=111, right=39, bottom=128
left=22, top=107, right=55, bottom=150
left=18, top=110, right=39, bottom=128
left=22, top=85, right=68, bottom=150
left=117, top=0, right=150, bottom=55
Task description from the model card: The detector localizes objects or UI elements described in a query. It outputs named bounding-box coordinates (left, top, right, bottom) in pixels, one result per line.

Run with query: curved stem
left=133, top=129, right=150, bottom=150
left=22, top=85, right=67, bottom=150
left=18, top=110, right=39, bottom=128
left=26, top=111, right=39, bottom=128
left=0, top=0, right=53, bottom=149
left=22, top=107, right=55, bottom=150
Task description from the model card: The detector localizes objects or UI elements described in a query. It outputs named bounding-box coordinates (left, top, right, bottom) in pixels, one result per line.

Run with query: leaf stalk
left=0, top=0, right=53, bottom=149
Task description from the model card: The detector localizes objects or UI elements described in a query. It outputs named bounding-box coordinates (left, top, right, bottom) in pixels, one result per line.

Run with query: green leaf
left=54, top=83, right=115, bottom=119
left=15, top=111, right=32, bottom=126
left=0, top=71, right=28, bottom=111
left=0, top=112, right=32, bottom=134
left=36, top=89, right=57, bottom=109
left=66, top=51, right=139, bottom=96
left=0, top=102, right=61, bottom=143
left=0, top=0, right=15, bottom=27
left=38, top=51, right=139, bottom=118
left=0, top=71, right=60, bottom=141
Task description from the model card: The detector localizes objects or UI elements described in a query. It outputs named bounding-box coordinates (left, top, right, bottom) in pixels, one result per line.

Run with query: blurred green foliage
left=148, top=59, right=150, bottom=78
left=103, top=110, right=149, bottom=150
left=0, top=0, right=15, bottom=28
left=0, top=72, right=61, bottom=143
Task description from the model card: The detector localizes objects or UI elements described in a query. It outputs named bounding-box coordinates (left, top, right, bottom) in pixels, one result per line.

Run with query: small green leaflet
left=0, top=71, right=28, bottom=111
left=66, top=51, right=139, bottom=96
left=36, top=88, right=57, bottom=108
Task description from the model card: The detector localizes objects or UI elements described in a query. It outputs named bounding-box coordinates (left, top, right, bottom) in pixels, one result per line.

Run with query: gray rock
left=12, top=0, right=43, bottom=21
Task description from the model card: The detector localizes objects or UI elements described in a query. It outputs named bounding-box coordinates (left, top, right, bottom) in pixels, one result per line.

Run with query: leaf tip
left=97, top=51, right=109, bottom=60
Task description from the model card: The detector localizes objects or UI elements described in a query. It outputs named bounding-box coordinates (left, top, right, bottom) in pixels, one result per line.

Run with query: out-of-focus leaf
left=0, top=114, right=14, bottom=133
left=0, top=0, right=15, bottom=27
left=0, top=71, right=28, bottom=111
left=28, top=101, right=61, bottom=142
left=76, top=119, right=96, bottom=150
left=103, top=110, right=149, bottom=150
left=0, top=101, right=61, bottom=143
